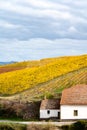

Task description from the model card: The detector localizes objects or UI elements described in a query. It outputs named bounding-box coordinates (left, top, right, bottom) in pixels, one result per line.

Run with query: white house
left=40, top=99, right=60, bottom=119
left=60, top=84, right=87, bottom=120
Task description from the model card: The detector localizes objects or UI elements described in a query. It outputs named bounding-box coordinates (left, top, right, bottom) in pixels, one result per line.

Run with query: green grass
left=0, top=117, right=24, bottom=121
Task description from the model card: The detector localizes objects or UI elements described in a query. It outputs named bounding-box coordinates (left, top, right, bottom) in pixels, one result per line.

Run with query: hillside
left=0, top=67, right=87, bottom=102
left=0, top=58, right=60, bottom=74
left=0, top=54, right=87, bottom=97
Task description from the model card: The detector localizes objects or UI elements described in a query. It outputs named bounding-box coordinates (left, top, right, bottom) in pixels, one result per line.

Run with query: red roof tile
left=60, top=84, right=87, bottom=105
left=40, top=99, right=60, bottom=109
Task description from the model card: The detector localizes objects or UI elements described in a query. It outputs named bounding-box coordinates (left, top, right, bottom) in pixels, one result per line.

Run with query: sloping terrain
left=0, top=67, right=87, bottom=102
left=0, top=54, right=87, bottom=97
left=9, top=67, right=87, bottom=102
left=0, top=57, right=63, bottom=74
left=0, top=60, right=51, bottom=74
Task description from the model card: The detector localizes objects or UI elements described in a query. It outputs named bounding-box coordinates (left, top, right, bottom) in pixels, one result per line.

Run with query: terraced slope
left=0, top=54, right=87, bottom=96
left=12, top=67, right=87, bottom=102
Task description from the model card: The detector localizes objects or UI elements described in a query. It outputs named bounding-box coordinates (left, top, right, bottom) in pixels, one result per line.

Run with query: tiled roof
left=40, top=99, right=60, bottom=109
left=60, top=84, right=87, bottom=105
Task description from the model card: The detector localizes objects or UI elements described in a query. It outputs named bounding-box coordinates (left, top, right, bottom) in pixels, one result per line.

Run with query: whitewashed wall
left=40, top=109, right=60, bottom=119
left=61, top=105, right=87, bottom=120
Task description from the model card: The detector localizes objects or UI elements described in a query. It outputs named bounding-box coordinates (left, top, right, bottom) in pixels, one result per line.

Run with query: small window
left=74, top=110, right=78, bottom=116
left=47, top=110, right=50, bottom=114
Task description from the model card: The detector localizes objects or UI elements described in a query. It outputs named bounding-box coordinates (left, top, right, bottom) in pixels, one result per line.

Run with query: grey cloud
left=0, top=0, right=87, bottom=61
left=0, top=0, right=87, bottom=40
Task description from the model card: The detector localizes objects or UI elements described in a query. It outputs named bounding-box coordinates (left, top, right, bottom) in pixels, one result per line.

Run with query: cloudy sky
left=0, top=0, right=87, bottom=61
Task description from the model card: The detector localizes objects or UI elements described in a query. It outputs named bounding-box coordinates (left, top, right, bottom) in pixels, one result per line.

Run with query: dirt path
left=0, top=120, right=75, bottom=126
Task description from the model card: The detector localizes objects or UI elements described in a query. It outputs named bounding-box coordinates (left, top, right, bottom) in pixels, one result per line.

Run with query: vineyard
left=0, top=57, right=63, bottom=74
left=13, top=67, right=87, bottom=101
left=0, top=54, right=87, bottom=96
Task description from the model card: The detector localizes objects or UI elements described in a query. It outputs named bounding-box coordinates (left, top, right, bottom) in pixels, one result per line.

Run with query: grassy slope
left=10, top=67, right=87, bottom=102
left=0, top=54, right=87, bottom=98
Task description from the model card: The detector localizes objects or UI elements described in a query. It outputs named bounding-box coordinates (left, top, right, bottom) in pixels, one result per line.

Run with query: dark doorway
left=58, top=112, right=60, bottom=119
left=47, top=110, right=50, bottom=114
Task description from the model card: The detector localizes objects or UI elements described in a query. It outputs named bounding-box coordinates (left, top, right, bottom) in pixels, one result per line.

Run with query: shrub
left=69, top=121, right=85, bottom=130
left=61, top=121, right=87, bottom=130
left=44, top=93, right=54, bottom=99
left=61, top=125, right=69, bottom=130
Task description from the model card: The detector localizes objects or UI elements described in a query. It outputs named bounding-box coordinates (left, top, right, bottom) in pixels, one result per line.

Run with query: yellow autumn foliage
left=0, top=54, right=87, bottom=95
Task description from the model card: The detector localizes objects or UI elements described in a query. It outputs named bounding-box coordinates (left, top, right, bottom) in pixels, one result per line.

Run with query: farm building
left=60, top=84, right=87, bottom=120
left=40, top=84, right=87, bottom=120
left=40, top=99, right=60, bottom=119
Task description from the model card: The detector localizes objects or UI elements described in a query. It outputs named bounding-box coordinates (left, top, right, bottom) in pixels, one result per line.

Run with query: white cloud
left=0, top=38, right=87, bottom=61
left=0, top=0, right=86, bottom=24
left=68, top=26, right=78, bottom=33
left=0, top=20, right=21, bottom=29
left=0, top=0, right=69, bottom=10
left=74, top=1, right=87, bottom=7
left=0, top=0, right=75, bottom=23
left=23, top=0, right=69, bottom=10
left=0, top=0, right=87, bottom=40
left=0, top=0, right=70, bottom=20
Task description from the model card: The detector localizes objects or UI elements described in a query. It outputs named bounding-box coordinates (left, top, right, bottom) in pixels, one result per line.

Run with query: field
left=0, top=58, right=60, bottom=74
left=9, top=67, right=87, bottom=102
left=0, top=54, right=87, bottom=100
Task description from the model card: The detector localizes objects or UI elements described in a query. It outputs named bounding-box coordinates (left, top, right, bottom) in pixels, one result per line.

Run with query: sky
left=0, top=0, right=87, bottom=61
